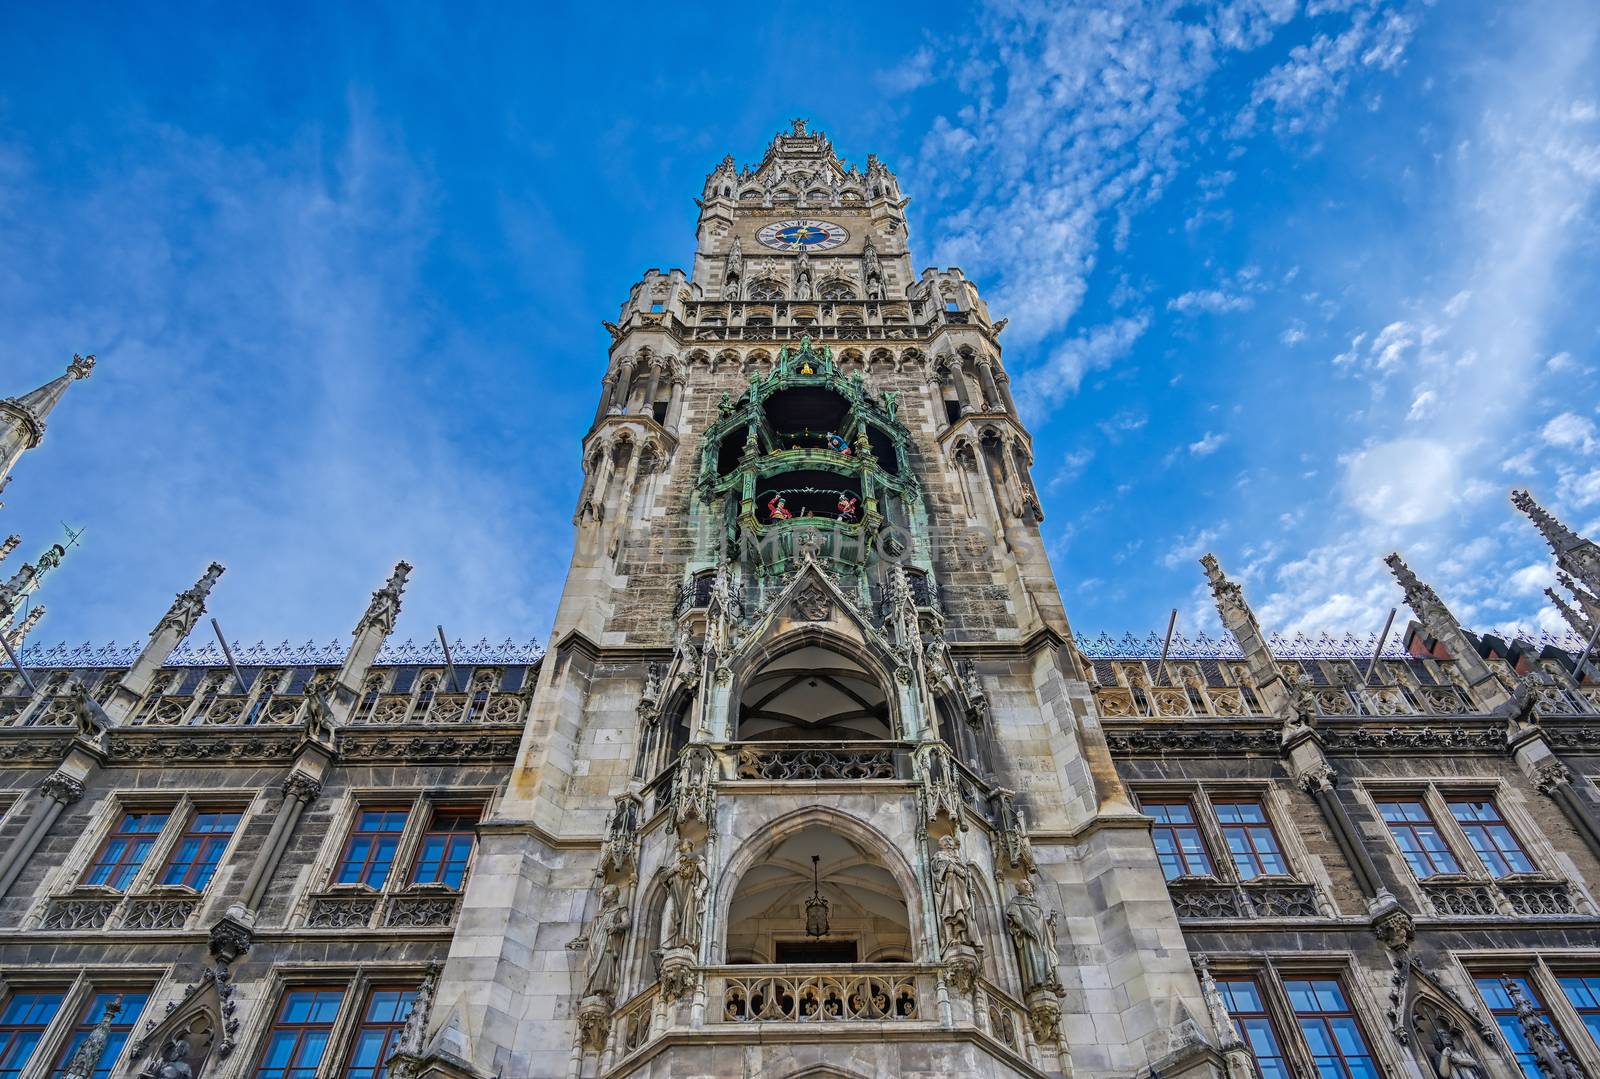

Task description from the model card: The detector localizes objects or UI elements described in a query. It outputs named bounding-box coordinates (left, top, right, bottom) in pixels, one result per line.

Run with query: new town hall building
left=1, top=121, right=1599, bottom=1079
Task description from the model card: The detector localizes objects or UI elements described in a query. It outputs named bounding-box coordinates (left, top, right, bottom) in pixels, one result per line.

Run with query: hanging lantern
left=804, top=854, right=830, bottom=937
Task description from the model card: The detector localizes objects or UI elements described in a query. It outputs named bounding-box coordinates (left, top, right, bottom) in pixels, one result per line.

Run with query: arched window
left=820, top=280, right=856, bottom=301
left=746, top=279, right=785, bottom=301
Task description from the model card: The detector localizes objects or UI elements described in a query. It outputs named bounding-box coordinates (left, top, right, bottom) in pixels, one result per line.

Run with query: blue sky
left=2, top=0, right=1598, bottom=651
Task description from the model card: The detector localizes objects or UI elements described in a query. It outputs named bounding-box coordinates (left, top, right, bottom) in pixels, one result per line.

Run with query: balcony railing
left=710, top=965, right=924, bottom=1024
left=1167, top=879, right=1323, bottom=920
left=733, top=743, right=899, bottom=781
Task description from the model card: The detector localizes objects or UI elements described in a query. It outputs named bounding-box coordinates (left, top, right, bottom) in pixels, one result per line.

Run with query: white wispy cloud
left=1168, top=289, right=1254, bottom=314
left=1023, top=314, right=1150, bottom=410
left=1189, top=431, right=1228, bottom=456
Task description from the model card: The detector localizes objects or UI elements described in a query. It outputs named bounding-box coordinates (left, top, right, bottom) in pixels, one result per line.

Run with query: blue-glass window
left=336, top=809, right=410, bottom=888
left=1141, top=800, right=1213, bottom=880
left=0, top=988, right=67, bottom=1079
left=85, top=810, right=170, bottom=892
left=1217, top=977, right=1292, bottom=1079
left=1285, top=978, right=1379, bottom=1079
left=49, top=989, right=150, bottom=1079
left=1215, top=801, right=1290, bottom=879
left=159, top=808, right=242, bottom=890
left=344, top=986, right=418, bottom=1079
left=1449, top=800, right=1536, bottom=877
left=1558, top=974, right=1600, bottom=1054
left=1477, top=975, right=1570, bottom=1078
left=255, top=987, right=345, bottom=1079
left=1377, top=800, right=1460, bottom=879
left=408, top=808, right=479, bottom=890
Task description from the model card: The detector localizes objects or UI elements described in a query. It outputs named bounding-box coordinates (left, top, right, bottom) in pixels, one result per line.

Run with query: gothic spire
left=355, top=560, right=412, bottom=638
left=0, top=355, right=96, bottom=492
left=0, top=535, right=18, bottom=566
left=1385, top=551, right=1511, bottom=707
left=4, top=604, right=45, bottom=649
left=1512, top=488, right=1600, bottom=594
left=152, top=561, right=226, bottom=640
left=1545, top=587, right=1593, bottom=637
left=1558, top=571, right=1600, bottom=624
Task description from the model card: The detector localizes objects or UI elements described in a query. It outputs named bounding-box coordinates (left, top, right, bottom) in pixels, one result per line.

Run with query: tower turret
left=0, top=354, right=95, bottom=494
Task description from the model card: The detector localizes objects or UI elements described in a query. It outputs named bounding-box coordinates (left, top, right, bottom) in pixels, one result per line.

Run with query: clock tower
left=418, top=120, right=1223, bottom=1079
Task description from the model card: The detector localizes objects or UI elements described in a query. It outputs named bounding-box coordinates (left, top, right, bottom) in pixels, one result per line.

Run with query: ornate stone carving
left=1025, top=986, right=1062, bottom=1045
left=38, top=770, right=85, bottom=804
left=1533, top=758, right=1573, bottom=795
left=207, top=913, right=253, bottom=964
left=931, top=834, right=979, bottom=948
left=1193, top=954, right=1245, bottom=1051
left=990, top=789, right=1037, bottom=876
left=1005, top=878, right=1061, bottom=994
left=61, top=993, right=120, bottom=1079
left=669, top=745, right=716, bottom=834
left=1504, top=978, right=1584, bottom=1079
left=658, top=945, right=696, bottom=1003
left=1293, top=760, right=1338, bottom=794
left=917, top=742, right=965, bottom=830
left=152, top=562, right=225, bottom=640
left=576, top=993, right=613, bottom=1052
left=598, top=793, right=641, bottom=879
left=734, top=745, right=894, bottom=780
left=279, top=771, right=323, bottom=803
left=385, top=962, right=439, bottom=1079
left=383, top=894, right=460, bottom=928
left=41, top=897, right=119, bottom=930
left=1373, top=907, right=1416, bottom=951
left=355, top=560, right=411, bottom=637
left=306, top=895, right=379, bottom=929
left=791, top=581, right=832, bottom=621
left=122, top=897, right=198, bottom=932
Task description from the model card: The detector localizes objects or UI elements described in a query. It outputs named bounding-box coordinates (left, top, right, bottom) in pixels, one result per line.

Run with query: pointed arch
left=711, top=804, right=930, bottom=963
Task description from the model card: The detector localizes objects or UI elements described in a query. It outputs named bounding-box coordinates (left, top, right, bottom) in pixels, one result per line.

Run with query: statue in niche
left=138, top=1037, right=194, bottom=1079
left=1431, top=1027, right=1484, bottom=1079
left=1005, top=877, right=1061, bottom=993
left=583, top=884, right=630, bottom=999
left=931, top=834, right=978, bottom=948
left=665, top=839, right=709, bottom=950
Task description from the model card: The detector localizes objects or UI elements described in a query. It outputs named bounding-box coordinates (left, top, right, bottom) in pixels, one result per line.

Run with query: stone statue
left=1005, top=877, right=1061, bottom=992
left=584, top=884, right=630, bottom=998
left=1432, top=1027, right=1483, bottom=1079
left=138, top=1036, right=194, bottom=1079
left=665, top=839, right=708, bottom=950
left=931, top=834, right=978, bottom=947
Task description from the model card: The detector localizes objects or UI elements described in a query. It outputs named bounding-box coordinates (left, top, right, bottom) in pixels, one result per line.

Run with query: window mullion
left=1428, top=785, right=1488, bottom=881
left=386, top=796, right=431, bottom=896
left=135, top=794, right=193, bottom=895
left=1259, top=961, right=1318, bottom=1079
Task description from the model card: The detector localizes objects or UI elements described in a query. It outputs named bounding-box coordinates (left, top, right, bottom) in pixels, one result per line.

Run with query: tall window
left=1448, top=799, right=1535, bottom=877
left=159, top=808, right=242, bottom=890
left=1215, top=801, right=1289, bottom=879
left=1477, top=975, right=1568, bottom=1078
left=1284, top=977, right=1379, bottom=1079
left=336, top=808, right=410, bottom=888
left=1217, top=977, right=1291, bottom=1079
left=1558, top=974, right=1600, bottom=1053
left=1142, top=800, right=1214, bottom=880
left=84, top=809, right=170, bottom=892
left=1376, top=799, right=1460, bottom=879
left=409, top=807, right=479, bottom=889
left=0, top=988, right=66, bottom=1079
left=49, top=988, right=149, bottom=1079
left=343, top=986, right=418, bottom=1079
left=255, top=987, right=345, bottom=1079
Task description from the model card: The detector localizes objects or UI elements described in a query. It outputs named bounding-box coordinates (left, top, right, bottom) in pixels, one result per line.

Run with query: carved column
left=0, top=770, right=85, bottom=897
left=974, top=359, right=1002, bottom=412
left=640, top=362, right=663, bottom=419
left=1530, top=759, right=1600, bottom=864
left=944, top=357, right=974, bottom=415
left=592, top=375, right=615, bottom=428
left=1293, top=757, right=1388, bottom=905
left=611, top=357, right=636, bottom=414
left=224, top=768, right=325, bottom=941
left=105, top=562, right=226, bottom=723
left=925, top=371, right=949, bottom=433
left=663, top=371, right=689, bottom=431
left=994, top=368, right=1019, bottom=416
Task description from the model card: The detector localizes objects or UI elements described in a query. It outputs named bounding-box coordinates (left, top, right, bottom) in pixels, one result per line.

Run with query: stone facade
left=1, top=121, right=1599, bottom=1079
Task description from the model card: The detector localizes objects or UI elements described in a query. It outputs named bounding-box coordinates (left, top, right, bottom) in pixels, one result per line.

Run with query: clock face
left=757, top=218, right=849, bottom=252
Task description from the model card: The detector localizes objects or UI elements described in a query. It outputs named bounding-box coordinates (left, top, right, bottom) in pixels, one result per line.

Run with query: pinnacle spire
left=0, top=354, right=97, bottom=492
left=152, top=561, right=226, bottom=640
left=355, top=560, right=412, bottom=638
left=0, top=535, right=18, bottom=566
left=1558, top=571, right=1600, bottom=623
left=4, top=604, right=45, bottom=649
left=1511, top=489, right=1600, bottom=595
left=1545, top=587, right=1593, bottom=637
